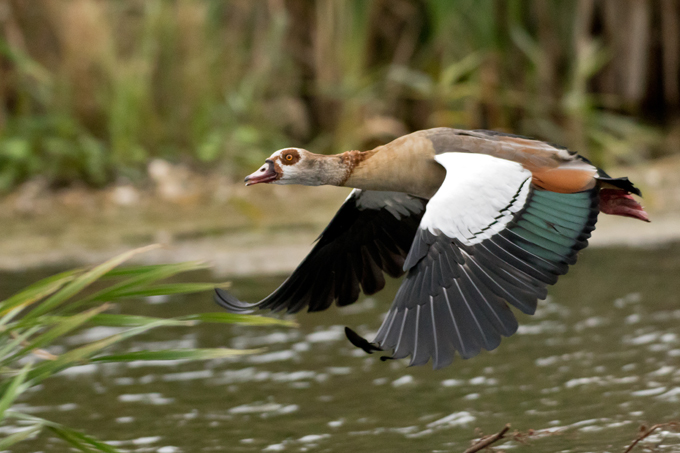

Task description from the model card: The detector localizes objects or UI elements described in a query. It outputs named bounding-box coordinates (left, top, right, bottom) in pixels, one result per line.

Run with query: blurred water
left=3, top=244, right=680, bottom=452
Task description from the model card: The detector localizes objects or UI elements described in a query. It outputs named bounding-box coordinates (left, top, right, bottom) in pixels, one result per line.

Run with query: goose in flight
left=215, top=128, right=648, bottom=369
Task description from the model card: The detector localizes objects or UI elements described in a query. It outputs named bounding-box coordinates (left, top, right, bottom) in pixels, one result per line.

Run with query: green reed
left=0, top=245, right=293, bottom=451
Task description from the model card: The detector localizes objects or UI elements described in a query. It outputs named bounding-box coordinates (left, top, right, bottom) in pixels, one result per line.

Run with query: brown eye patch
left=280, top=149, right=300, bottom=165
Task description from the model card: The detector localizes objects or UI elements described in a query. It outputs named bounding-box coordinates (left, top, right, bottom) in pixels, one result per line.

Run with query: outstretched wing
left=215, top=190, right=427, bottom=314
left=368, top=152, right=598, bottom=369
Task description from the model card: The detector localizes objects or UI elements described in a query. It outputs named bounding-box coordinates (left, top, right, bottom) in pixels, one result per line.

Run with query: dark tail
left=596, top=174, right=642, bottom=197
left=595, top=171, right=649, bottom=222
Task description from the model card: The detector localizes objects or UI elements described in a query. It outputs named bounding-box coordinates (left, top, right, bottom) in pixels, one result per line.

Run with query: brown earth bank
left=0, top=156, right=679, bottom=277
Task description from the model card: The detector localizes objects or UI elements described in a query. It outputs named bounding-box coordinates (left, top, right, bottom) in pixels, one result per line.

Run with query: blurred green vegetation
left=0, top=0, right=678, bottom=191
left=0, top=245, right=293, bottom=451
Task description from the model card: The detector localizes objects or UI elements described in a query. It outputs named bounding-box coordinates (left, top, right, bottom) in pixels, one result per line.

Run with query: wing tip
left=345, top=327, right=383, bottom=354
left=214, top=288, right=258, bottom=314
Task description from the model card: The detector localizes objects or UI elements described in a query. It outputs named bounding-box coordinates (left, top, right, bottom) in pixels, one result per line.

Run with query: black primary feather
left=214, top=191, right=427, bottom=314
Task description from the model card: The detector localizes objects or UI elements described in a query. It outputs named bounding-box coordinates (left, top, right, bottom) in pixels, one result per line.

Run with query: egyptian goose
left=216, top=128, right=648, bottom=369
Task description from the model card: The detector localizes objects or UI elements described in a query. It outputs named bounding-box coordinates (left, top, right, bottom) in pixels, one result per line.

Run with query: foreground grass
left=0, top=244, right=292, bottom=451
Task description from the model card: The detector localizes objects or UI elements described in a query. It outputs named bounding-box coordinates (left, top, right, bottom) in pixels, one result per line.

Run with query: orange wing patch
left=531, top=167, right=597, bottom=193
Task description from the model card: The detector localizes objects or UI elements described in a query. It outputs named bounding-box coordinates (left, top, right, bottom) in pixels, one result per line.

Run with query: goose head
left=244, top=147, right=346, bottom=187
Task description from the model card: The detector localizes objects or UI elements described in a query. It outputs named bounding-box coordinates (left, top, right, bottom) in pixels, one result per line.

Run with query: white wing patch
left=420, top=152, right=532, bottom=245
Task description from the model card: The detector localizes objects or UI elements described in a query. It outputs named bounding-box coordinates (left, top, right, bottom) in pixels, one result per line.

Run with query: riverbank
left=1, top=156, right=679, bottom=277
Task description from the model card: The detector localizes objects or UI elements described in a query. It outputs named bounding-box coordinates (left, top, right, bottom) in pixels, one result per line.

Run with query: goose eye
left=285, top=154, right=293, bottom=161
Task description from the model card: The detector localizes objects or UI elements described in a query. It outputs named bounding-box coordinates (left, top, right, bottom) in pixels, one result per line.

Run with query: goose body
left=216, top=128, right=648, bottom=369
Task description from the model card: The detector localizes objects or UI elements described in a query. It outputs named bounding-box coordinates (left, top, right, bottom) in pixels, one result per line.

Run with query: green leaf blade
left=26, top=245, right=162, bottom=319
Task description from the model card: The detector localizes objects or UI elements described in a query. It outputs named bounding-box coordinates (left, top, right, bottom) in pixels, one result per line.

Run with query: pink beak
left=244, top=160, right=277, bottom=186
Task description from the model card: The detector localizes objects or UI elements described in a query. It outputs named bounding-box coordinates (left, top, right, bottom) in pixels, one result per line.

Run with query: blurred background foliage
left=0, top=0, right=678, bottom=192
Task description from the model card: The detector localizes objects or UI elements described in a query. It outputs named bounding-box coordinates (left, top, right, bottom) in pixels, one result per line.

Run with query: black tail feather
left=596, top=174, right=642, bottom=197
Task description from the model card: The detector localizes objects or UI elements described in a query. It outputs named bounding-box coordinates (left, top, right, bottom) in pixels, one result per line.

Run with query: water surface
left=3, top=244, right=680, bottom=452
